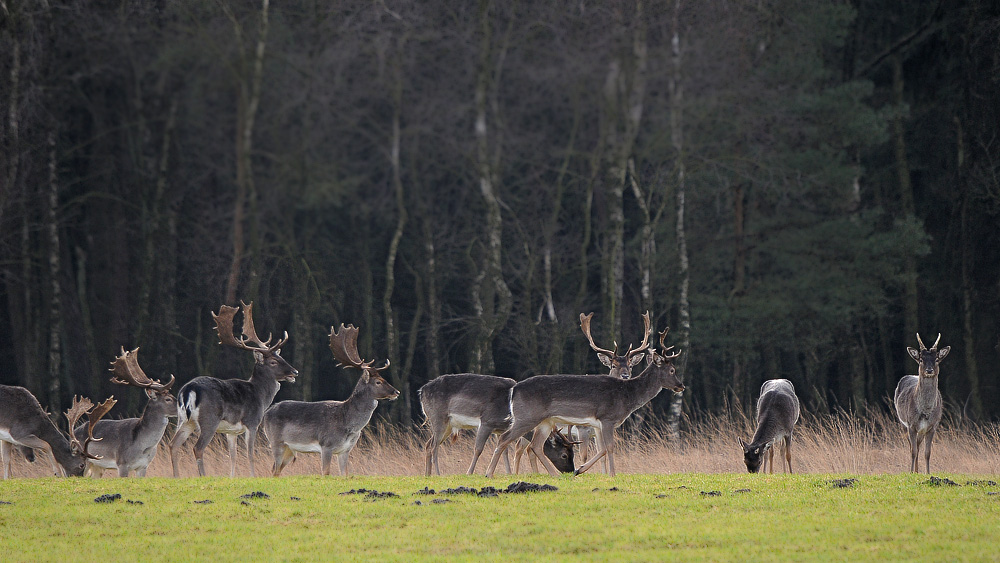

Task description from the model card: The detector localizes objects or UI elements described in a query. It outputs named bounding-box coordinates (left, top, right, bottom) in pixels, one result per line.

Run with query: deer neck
left=624, top=365, right=669, bottom=409
left=136, top=400, right=171, bottom=438
left=345, top=378, right=380, bottom=414
left=248, top=364, right=282, bottom=398
left=37, top=420, right=76, bottom=465
left=915, top=373, right=940, bottom=412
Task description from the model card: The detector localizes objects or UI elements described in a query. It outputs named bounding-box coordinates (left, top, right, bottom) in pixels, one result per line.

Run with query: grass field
left=2, top=472, right=999, bottom=561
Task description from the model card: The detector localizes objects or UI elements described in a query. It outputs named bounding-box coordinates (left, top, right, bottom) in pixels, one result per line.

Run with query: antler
left=657, top=327, right=681, bottom=360
left=627, top=311, right=653, bottom=359
left=579, top=313, right=616, bottom=356
left=329, top=324, right=391, bottom=372
left=65, top=395, right=117, bottom=460
left=213, top=301, right=288, bottom=353
left=109, top=347, right=175, bottom=393
left=916, top=332, right=942, bottom=351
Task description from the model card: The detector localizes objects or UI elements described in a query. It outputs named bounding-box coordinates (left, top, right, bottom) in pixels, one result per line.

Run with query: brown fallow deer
left=72, top=347, right=176, bottom=477
left=485, top=327, right=684, bottom=478
left=894, top=333, right=950, bottom=473
left=0, top=389, right=113, bottom=478
left=169, top=302, right=298, bottom=477
left=418, top=374, right=576, bottom=476
left=512, top=311, right=653, bottom=472
left=738, top=379, right=800, bottom=473
left=263, top=324, right=399, bottom=476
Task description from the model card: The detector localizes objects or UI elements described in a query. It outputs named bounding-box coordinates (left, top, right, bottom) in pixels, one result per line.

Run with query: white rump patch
left=448, top=414, right=481, bottom=430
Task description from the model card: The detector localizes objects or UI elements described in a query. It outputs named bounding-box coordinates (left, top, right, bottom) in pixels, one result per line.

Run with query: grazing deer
left=72, top=347, right=176, bottom=477
left=484, top=328, right=684, bottom=478
left=894, top=333, right=950, bottom=473
left=169, top=302, right=298, bottom=477
left=264, top=324, right=399, bottom=476
left=738, top=379, right=800, bottom=474
left=0, top=389, right=113, bottom=478
left=511, top=428, right=577, bottom=474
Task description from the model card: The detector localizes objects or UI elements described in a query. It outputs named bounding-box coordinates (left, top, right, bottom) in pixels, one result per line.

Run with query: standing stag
left=574, top=311, right=652, bottom=465
left=169, top=302, right=298, bottom=477
left=1, top=389, right=113, bottom=478
left=894, top=333, right=950, bottom=473
left=264, top=324, right=399, bottom=476
left=738, top=379, right=800, bottom=474
left=73, top=347, right=176, bottom=477
left=485, top=327, right=684, bottom=478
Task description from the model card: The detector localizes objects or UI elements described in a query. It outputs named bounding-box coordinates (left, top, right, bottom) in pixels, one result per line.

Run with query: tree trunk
left=891, top=55, right=919, bottom=339
left=383, top=49, right=410, bottom=424
left=628, top=159, right=654, bottom=314
left=224, top=0, right=269, bottom=305
left=424, top=221, right=441, bottom=378
left=46, top=130, right=62, bottom=408
left=960, top=185, right=982, bottom=418
left=667, top=0, right=688, bottom=441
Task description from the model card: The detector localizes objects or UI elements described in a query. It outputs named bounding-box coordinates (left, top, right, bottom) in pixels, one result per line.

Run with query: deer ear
left=253, top=350, right=265, bottom=364
left=597, top=353, right=614, bottom=368
left=628, top=353, right=645, bottom=366
left=937, top=346, right=950, bottom=361
left=145, top=388, right=156, bottom=399
left=907, top=347, right=919, bottom=362
left=738, top=437, right=747, bottom=451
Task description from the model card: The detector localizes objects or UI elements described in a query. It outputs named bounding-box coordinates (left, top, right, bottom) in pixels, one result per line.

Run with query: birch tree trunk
left=667, top=0, right=689, bottom=441
left=470, top=0, right=512, bottom=374
left=383, top=45, right=411, bottom=424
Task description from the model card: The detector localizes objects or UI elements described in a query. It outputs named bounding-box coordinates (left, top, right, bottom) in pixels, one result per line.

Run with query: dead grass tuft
left=4, top=410, right=999, bottom=478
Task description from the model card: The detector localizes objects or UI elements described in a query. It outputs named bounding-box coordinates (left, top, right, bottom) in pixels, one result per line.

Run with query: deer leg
left=577, top=426, right=589, bottom=464
left=273, top=445, right=293, bottom=476
left=191, top=424, right=216, bottom=477
left=225, top=434, right=238, bottom=478
left=424, top=433, right=442, bottom=477
left=466, top=426, right=493, bottom=475
left=924, top=428, right=935, bottom=474
left=1, top=441, right=10, bottom=479
left=169, top=420, right=197, bottom=478
left=337, top=451, right=350, bottom=476
left=768, top=444, right=775, bottom=474
left=574, top=448, right=607, bottom=476
left=907, top=427, right=919, bottom=473
left=117, top=464, right=130, bottom=478
left=600, top=423, right=617, bottom=477
left=501, top=438, right=513, bottom=474
left=319, top=448, right=334, bottom=476
left=245, top=427, right=259, bottom=478
left=528, top=423, right=561, bottom=477
left=485, top=426, right=526, bottom=478
left=785, top=435, right=793, bottom=474
left=137, top=466, right=147, bottom=478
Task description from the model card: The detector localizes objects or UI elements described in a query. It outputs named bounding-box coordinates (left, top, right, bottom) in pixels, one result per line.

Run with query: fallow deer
left=72, top=347, right=176, bottom=477
left=169, top=302, right=298, bottom=477
left=738, top=379, right=800, bottom=473
left=485, top=327, right=684, bottom=478
left=263, top=323, right=399, bottom=476
left=894, top=333, right=950, bottom=473
left=0, top=389, right=113, bottom=478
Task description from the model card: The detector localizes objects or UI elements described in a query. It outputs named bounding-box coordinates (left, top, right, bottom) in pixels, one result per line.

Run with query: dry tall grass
left=5, top=409, right=999, bottom=478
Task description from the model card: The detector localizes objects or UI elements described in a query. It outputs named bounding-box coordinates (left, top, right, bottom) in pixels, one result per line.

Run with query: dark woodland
left=1, top=0, right=998, bottom=429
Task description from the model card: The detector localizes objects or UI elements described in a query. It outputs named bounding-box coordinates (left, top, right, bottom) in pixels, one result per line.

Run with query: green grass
left=2, top=473, right=998, bottom=562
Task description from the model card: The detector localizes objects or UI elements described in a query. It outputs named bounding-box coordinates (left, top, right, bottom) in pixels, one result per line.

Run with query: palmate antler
left=329, top=324, right=390, bottom=374
left=213, top=301, right=288, bottom=353
left=65, top=395, right=117, bottom=460
left=109, top=347, right=175, bottom=393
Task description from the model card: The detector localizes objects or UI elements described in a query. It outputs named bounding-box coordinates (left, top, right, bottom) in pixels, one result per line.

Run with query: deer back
left=418, top=374, right=516, bottom=427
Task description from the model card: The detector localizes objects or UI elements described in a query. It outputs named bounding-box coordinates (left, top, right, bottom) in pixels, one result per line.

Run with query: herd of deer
left=0, top=299, right=952, bottom=479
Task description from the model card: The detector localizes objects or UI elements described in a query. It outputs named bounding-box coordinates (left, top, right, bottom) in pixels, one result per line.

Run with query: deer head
left=213, top=301, right=298, bottom=382
left=109, top=346, right=176, bottom=412
left=579, top=311, right=653, bottom=379
left=644, top=327, right=685, bottom=393
left=65, top=395, right=117, bottom=460
left=329, top=324, right=400, bottom=400
left=907, top=333, right=950, bottom=378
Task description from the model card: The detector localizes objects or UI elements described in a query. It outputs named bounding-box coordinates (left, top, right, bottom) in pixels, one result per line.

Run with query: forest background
left=1, top=0, right=998, bottom=435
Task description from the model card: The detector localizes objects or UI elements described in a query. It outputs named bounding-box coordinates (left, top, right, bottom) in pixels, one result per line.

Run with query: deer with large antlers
left=70, top=347, right=176, bottom=477
left=894, top=333, right=950, bottom=473
left=169, top=302, right=298, bottom=477
left=485, top=326, right=683, bottom=478
left=264, top=324, right=399, bottom=476
left=0, top=388, right=113, bottom=478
